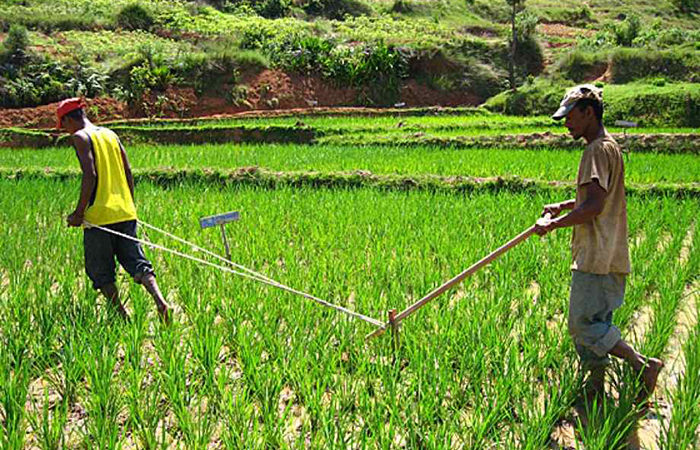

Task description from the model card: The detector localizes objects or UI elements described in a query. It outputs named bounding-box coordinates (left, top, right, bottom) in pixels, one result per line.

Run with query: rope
left=137, top=220, right=275, bottom=283
left=83, top=221, right=384, bottom=328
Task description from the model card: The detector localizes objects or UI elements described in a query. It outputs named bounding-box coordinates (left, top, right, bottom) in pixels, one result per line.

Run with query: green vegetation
left=3, top=141, right=699, bottom=185
left=485, top=81, right=700, bottom=127
left=1, top=176, right=697, bottom=447
left=0, top=0, right=696, bottom=118
left=3, top=109, right=697, bottom=153
left=1, top=0, right=698, bottom=445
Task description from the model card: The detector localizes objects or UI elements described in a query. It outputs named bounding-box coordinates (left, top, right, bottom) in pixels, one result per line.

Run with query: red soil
left=0, top=69, right=483, bottom=129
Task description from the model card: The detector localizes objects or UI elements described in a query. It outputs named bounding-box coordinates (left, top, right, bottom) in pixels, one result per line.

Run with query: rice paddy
left=0, top=111, right=698, bottom=449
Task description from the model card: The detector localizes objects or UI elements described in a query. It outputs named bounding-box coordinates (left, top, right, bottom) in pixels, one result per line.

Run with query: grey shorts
left=83, top=220, right=154, bottom=290
left=568, top=270, right=625, bottom=369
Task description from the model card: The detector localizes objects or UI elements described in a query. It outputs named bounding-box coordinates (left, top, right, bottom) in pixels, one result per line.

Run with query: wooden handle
left=366, top=214, right=550, bottom=340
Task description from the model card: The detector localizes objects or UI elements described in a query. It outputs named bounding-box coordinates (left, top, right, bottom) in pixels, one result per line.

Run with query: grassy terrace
left=104, top=113, right=698, bottom=136
left=3, top=142, right=698, bottom=185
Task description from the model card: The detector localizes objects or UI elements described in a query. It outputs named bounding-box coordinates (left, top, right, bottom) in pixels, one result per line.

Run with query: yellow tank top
left=83, top=127, right=137, bottom=226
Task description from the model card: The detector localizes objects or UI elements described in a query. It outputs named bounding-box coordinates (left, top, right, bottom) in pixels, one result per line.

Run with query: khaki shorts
left=568, top=270, right=625, bottom=370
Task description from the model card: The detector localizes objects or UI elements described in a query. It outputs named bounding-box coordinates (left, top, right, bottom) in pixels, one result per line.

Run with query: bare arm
left=67, top=133, right=97, bottom=226
left=542, top=198, right=576, bottom=217
left=535, top=180, right=606, bottom=235
left=118, top=138, right=134, bottom=201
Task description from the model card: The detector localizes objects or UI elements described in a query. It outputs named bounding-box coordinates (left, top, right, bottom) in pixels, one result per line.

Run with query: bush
left=555, top=50, right=608, bottom=82
left=116, top=3, right=155, bottom=31
left=118, top=61, right=179, bottom=107
left=484, top=80, right=700, bottom=127
left=256, top=0, right=292, bottom=19
left=0, top=24, right=31, bottom=69
left=227, top=85, right=250, bottom=106
left=508, top=10, right=545, bottom=80
left=303, top=0, right=373, bottom=19
left=231, top=50, right=270, bottom=71
left=323, top=42, right=407, bottom=106
left=513, top=35, right=544, bottom=78
left=171, top=47, right=268, bottom=94
left=610, top=48, right=699, bottom=83
left=538, top=5, right=593, bottom=26
left=391, top=0, right=414, bottom=14
left=672, top=0, right=699, bottom=12
left=275, top=35, right=335, bottom=73
left=578, top=18, right=700, bottom=50
left=484, top=77, right=563, bottom=116
left=0, top=8, right=101, bottom=33
left=605, top=83, right=700, bottom=127
left=0, top=58, right=108, bottom=108
left=612, top=14, right=641, bottom=47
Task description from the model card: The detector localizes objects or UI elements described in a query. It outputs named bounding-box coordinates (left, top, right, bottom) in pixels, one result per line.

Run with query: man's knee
left=133, top=270, right=156, bottom=285
left=568, top=313, right=588, bottom=340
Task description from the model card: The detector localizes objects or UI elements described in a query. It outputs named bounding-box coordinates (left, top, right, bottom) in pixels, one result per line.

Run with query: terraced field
left=0, top=111, right=698, bottom=449
left=4, top=142, right=699, bottom=185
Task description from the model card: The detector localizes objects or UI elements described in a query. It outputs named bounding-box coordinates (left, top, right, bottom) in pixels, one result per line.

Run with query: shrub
left=0, top=58, right=108, bottom=108
left=610, top=48, right=699, bottom=83
left=275, top=35, right=335, bottom=73
left=605, top=83, right=700, bottom=127
left=555, top=50, right=608, bottom=82
left=0, top=24, right=31, bottom=69
left=256, top=0, right=292, bottom=19
left=513, top=35, right=544, bottom=78
left=538, top=5, right=593, bottom=26
left=672, top=0, right=699, bottom=12
left=227, top=85, right=250, bottom=106
left=173, top=48, right=268, bottom=94
left=116, top=3, right=155, bottom=31
left=65, top=63, right=109, bottom=97
left=484, top=77, right=563, bottom=116
left=120, top=62, right=179, bottom=107
left=391, top=0, right=414, bottom=14
left=232, top=50, right=271, bottom=71
left=505, top=11, right=544, bottom=81
left=303, top=0, right=373, bottom=19
left=202, top=0, right=230, bottom=8
left=612, top=14, right=641, bottom=47
left=484, top=80, right=700, bottom=127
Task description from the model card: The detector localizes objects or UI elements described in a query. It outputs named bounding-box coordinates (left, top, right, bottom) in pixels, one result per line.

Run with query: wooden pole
left=366, top=214, right=551, bottom=340
left=388, top=308, right=399, bottom=352
left=220, top=223, right=232, bottom=261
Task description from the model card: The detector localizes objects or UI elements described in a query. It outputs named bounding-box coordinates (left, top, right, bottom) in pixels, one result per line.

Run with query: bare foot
left=636, top=358, right=664, bottom=404
left=575, top=379, right=605, bottom=409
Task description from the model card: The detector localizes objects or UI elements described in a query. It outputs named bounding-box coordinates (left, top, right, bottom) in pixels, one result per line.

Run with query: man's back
left=80, top=126, right=137, bottom=226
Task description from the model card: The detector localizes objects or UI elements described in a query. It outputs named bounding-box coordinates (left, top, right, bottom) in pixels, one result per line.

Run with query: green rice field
left=105, top=113, right=698, bottom=137
left=0, top=112, right=698, bottom=449
left=3, top=143, right=699, bottom=185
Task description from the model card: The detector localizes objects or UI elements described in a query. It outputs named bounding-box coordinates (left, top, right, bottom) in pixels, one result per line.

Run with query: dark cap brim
left=552, top=103, right=574, bottom=120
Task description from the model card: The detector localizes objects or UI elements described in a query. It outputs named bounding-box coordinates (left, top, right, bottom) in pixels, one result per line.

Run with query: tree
left=1, top=24, right=31, bottom=69
left=506, top=0, right=525, bottom=91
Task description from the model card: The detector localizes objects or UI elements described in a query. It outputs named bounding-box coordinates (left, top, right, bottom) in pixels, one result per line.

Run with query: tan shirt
left=571, top=132, right=630, bottom=275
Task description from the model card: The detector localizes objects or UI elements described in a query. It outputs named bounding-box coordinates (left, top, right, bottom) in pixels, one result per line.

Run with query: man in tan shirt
left=534, top=85, right=663, bottom=404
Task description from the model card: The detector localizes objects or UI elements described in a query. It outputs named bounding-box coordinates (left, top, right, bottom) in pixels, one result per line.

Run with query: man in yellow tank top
left=59, top=98, right=170, bottom=323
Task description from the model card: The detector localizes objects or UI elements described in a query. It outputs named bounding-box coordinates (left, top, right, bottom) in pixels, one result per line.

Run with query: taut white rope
left=137, top=220, right=275, bottom=283
left=83, top=221, right=384, bottom=328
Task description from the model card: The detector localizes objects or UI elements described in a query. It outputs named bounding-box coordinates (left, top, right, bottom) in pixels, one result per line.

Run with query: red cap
left=56, top=98, right=86, bottom=129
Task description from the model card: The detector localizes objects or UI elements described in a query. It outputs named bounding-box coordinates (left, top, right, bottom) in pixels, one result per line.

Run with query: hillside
left=0, top=0, right=698, bottom=125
